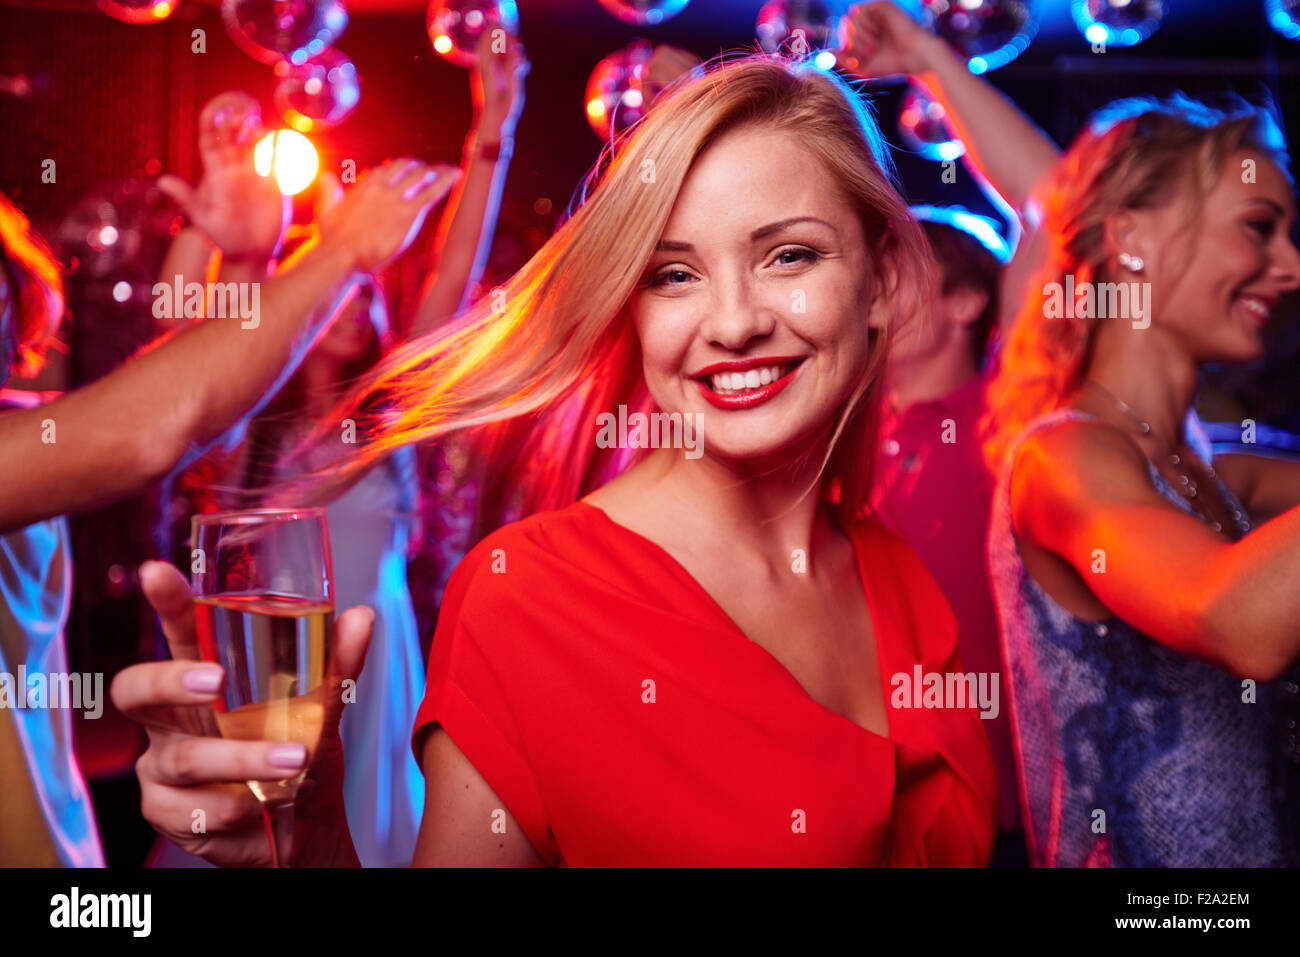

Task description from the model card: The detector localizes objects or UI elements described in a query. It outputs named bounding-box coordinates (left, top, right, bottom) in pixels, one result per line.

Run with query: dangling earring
left=1117, top=251, right=1145, bottom=272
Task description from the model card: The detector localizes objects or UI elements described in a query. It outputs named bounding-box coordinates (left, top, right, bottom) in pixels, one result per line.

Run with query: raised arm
left=839, top=0, right=1061, bottom=223
left=0, top=160, right=459, bottom=534
left=155, top=92, right=290, bottom=332
left=1014, top=420, right=1300, bottom=681
left=409, top=31, right=529, bottom=339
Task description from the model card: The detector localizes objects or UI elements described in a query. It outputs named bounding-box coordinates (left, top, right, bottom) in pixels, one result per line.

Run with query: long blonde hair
left=983, top=93, right=1291, bottom=474
left=281, top=54, right=933, bottom=530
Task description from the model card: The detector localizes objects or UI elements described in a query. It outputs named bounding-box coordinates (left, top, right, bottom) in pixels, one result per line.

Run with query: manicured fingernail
left=182, top=667, right=223, bottom=694
left=269, top=744, right=307, bottom=769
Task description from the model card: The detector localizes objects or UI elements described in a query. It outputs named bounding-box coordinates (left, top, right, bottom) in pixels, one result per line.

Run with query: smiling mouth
left=1235, top=293, right=1274, bottom=326
left=700, top=360, right=803, bottom=395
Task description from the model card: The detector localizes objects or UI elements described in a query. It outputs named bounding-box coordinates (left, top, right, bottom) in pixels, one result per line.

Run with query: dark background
left=1, top=0, right=1299, bottom=863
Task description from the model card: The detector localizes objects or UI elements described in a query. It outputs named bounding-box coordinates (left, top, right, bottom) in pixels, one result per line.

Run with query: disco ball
left=221, top=0, right=349, bottom=67
left=274, top=49, right=360, bottom=131
left=595, top=0, right=690, bottom=27
left=584, top=40, right=655, bottom=141
left=897, top=86, right=965, bottom=162
left=1071, top=0, right=1163, bottom=47
left=426, top=0, right=519, bottom=68
left=59, top=180, right=180, bottom=278
left=756, top=0, right=839, bottom=57
left=920, top=0, right=1037, bottom=74
left=1266, top=0, right=1300, bottom=40
left=95, top=0, right=179, bottom=23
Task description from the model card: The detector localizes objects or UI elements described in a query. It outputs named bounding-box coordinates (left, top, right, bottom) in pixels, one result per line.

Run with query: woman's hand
left=317, top=159, right=462, bottom=273
left=157, top=92, right=291, bottom=266
left=471, top=28, right=529, bottom=139
left=838, top=0, right=945, bottom=79
left=111, top=561, right=373, bottom=867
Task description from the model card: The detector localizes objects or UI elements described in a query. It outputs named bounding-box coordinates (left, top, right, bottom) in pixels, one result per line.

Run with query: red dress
left=411, top=500, right=997, bottom=866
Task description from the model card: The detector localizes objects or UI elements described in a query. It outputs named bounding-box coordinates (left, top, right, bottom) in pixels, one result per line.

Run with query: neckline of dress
left=571, top=499, right=897, bottom=744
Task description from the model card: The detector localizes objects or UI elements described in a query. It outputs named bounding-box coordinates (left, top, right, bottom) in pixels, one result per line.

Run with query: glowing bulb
left=586, top=99, right=607, bottom=119
left=813, top=49, right=836, bottom=70
left=99, top=225, right=119, bottom=246
left=433, top=34, right=454, bottom=54
left=112, top=281, right=132, bottom=302
left=254, top=129, right=319, bottom=196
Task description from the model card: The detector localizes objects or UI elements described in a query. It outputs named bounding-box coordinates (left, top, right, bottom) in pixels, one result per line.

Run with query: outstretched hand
left=471, top=28, right=530, bottom=137
left=157, top=92, right=291, bottom=265
left=837, top=0, right=943, bottom=79
left=317, top=158, right=462, bottom=273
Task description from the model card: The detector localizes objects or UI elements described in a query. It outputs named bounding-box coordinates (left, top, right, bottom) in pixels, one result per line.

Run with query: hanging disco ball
left=274, top=49, right=360, bottom=131
left=756, top=0, right=839, bottom=59
left=897, top=86, right=965, bottom=162
left=59, top=180, right=180, bottom=278
left=1266, top=0, right=1300, bottom=40
left=427, top=0, right=520, bottom=68
left=584, top=40, right=655, bottom=142
left=95, top=0, right=179, bottom=23
left=595, top=0, right=690, bottom=27
left=221, top=0, right=349, bottom=67
left=1071, top=0, right=1163, bottom=47
left=920, top=0, right=1037, bottom=74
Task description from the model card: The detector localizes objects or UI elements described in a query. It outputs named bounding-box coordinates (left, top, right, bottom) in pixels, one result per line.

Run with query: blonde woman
left=983, top=96, right=1300, bottom=866
left=112, top=54, right=997, bottom=867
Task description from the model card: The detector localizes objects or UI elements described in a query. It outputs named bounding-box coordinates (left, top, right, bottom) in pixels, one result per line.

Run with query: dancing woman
left=114, top=53, right=999, bottom=866
left=983, top=95, right=1300, bottom=866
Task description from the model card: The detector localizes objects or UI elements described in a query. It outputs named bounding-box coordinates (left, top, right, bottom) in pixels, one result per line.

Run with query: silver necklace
left=1080, top=380, right=1246, bottom=535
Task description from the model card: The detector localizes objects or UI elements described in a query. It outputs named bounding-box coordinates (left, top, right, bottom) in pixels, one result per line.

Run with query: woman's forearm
left=410, top=129, right=512, bottom=339
left=1200, top=503, right=1300, bottom=680
left=914, top=33, right=1060, bottom=219
left=0, top=241, right=358, bottom=533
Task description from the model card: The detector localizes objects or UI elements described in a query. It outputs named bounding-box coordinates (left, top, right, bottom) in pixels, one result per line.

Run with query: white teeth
left=708, top=363, right=788, bottom=395
left=1238, top=296, right=1269, bottom=318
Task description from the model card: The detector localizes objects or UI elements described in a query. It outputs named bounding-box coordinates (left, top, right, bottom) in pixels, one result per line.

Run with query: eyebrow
left=655, top=216, right=839, bottom=252
left=1245, top=197, right=1294, bottom=220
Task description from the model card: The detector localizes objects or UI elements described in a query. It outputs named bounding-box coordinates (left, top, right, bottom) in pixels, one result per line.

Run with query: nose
left=1274, top=232, right=1300, bottom=292
left=699, top=273, right=777, bottom=351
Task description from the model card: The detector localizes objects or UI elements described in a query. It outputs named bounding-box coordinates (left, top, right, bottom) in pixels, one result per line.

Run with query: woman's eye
left=1247, top=219, right=1276, bottom=239
left=772, top=247, right=820, bottom=267
left=650, top=268, right=695, bottom=287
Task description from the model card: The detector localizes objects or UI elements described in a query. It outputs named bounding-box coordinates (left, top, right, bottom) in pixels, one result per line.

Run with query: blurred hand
left=644, top=44, right=702, bottom=105
left=838, top=0, right=943, bottom=79
left=472, top=29, right=530, bottom=137
left=317, top=159, right=462, bottom=273
left=157, top=92, right=291, bottom=265
left=110, top=561, right=373, bottom=867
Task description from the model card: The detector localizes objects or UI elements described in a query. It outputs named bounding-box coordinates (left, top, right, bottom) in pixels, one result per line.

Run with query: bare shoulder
left=413, top=726, right=547, bottom=868
left=1014, top=415, right=1153, bottom=501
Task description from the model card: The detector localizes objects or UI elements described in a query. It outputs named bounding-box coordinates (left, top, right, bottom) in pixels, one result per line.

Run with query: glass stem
left=263, top=801, right=295, bottom=868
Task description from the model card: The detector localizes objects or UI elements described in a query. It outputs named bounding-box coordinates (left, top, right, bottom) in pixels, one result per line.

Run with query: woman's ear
left=865, top=249, right=900, bottom=331
left=1101, top=209, right=1152, bottom=276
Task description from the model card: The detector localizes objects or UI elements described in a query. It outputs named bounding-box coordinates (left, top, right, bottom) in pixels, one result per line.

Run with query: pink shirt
left=870, top=375, right=1020, bottom=833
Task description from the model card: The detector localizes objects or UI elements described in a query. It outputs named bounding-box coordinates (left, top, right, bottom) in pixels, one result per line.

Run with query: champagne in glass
left=192, top=509, right=334, bottom=867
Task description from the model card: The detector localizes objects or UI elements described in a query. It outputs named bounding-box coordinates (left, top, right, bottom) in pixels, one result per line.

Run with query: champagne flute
left=191, top=508, right=333, bottom=868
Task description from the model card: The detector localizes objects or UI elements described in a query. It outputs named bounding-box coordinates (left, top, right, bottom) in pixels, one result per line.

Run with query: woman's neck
left=1076, top=323, right=1200, bottom=449
left=608, top=434, right=839, bottom=577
